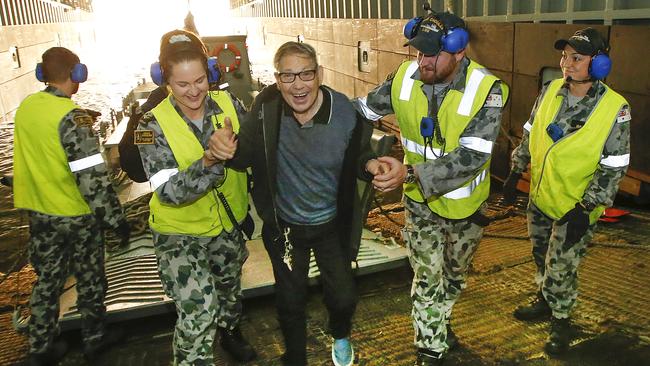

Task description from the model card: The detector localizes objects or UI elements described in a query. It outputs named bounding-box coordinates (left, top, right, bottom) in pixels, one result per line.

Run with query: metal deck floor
left=58, top=230, right=408, bottom=330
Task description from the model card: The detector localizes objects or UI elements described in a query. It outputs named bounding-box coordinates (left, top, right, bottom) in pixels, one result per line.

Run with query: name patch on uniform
left=73, top=114, right=94, bottom=128
left=617, top=108, right=631, bottom=123
left=483, top=94, right=503, bottom=107
left=134, top=130, right=155, bottom=145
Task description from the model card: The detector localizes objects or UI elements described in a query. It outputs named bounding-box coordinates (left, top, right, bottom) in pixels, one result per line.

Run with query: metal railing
left=0, top=0, right=92, bottom=26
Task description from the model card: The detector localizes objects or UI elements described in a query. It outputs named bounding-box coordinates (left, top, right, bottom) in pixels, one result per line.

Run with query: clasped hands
left=203, top=119, right=408, bottom=193
left=203, top=117, right=237, bottom=168
left=365, top=156, right=409, bottom=193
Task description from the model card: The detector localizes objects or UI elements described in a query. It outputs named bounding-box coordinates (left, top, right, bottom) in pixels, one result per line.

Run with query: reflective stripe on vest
left=149, top=91, right=248, bottom=236
left=13, top=92, right=92, bottom=216
left=529, top=79, right=628, bottom=224
left=69, top=153, right=104, bottom=172
left=391, top=60, right=509, bottom=219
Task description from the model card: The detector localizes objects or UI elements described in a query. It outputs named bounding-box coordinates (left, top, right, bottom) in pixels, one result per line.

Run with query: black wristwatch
left=579, top=201, right=596, bottom=211
left=404, top=164, right=417, bottom=184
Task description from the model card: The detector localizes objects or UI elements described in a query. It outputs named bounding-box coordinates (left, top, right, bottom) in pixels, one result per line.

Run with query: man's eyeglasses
left=276, top=69, right=317, bottom=83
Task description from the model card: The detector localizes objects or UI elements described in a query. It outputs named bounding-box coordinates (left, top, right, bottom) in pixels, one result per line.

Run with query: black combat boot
left=446, top=323, right=458, bottom=350
left=513, top=291, right=552, bottom=321
left=545, top=317, right=571, bottom=356
left=27, top=339, right=68, bottom=366
left=414, top=349, right=444, bottom=366
left=84, top=327, right=125, bottom=361
left=219, top=326, right=257, bottom=362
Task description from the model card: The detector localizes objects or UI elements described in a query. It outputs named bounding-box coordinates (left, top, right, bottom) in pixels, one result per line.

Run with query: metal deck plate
left=58, top=230, right=407, bottom=330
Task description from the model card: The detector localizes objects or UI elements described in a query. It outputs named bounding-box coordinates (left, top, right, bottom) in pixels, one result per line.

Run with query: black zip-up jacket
left=228, top=84, right=376, bottom=260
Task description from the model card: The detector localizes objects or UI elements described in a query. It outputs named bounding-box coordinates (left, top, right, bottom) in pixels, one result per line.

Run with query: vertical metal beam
left=26, top=0, right=33, bottom=24
left=604, top=0, right=614, bottom=25
left=0, top=0, right=8, bottom=25
left=534, top=0, right=541, bottom=23
left=17, top=0, right=25, bottom=25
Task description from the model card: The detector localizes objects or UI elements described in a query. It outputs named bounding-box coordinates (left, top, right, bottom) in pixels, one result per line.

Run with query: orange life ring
left=211, top=43, right=242, bottom=73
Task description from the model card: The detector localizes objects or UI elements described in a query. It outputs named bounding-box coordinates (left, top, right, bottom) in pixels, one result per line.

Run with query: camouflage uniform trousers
left=527, top=202, right=596, bottom=319
left=153, top=228, right=249, bottom=366
left=402, top=199, right=484, bottom=354
left=27, top=211, right=107, bottom=354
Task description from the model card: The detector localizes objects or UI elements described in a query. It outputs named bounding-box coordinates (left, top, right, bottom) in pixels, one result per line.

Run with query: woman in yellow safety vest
left=135, top=29, right=256, bottom=365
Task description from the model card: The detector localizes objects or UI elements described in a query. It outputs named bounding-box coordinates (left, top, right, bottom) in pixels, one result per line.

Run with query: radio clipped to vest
left=420, top=116, right=446, bottom=160
left=546, top=123, right=564, bottom=142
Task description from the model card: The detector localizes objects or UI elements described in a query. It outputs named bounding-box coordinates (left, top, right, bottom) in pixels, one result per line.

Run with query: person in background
left=135, top=29, right=256, bottom=365
left=354, top=12, right=509, bottom=366
left=504, top=27, right=630, bottom=355
left=13, top=46, right=130, bottom=365
left=208, top=41, right=381, bottom=366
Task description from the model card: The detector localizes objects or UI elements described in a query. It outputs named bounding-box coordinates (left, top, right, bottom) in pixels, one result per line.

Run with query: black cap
left=554, top=28, right=609, bottom=56
left=405, top=12, right=466, bottom=55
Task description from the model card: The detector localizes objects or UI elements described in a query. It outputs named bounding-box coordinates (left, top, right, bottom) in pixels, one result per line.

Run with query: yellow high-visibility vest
left=529, top=79, right=627, bottom=223
left=13, top=91, right=92, bottom=216
left=149, top=91, right=248, bottom=236
left=392, top=60, right=509, bottom=219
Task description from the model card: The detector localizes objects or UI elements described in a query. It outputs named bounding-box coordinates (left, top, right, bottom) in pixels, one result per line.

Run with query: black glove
left=502, top=172, right=522, bottom=205
left=557, top=203, right=590, bottom=245
left=116, top=220, right=131, bottom=248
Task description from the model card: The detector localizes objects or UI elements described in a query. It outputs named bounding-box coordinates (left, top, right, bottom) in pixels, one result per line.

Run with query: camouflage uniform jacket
left=510, top=81, right=631, bottom=209
left=355, top=57, right=505, bottom=199
left=46, top=86, right=125, bottom=229
left=136, top=92, right=247, bottom=205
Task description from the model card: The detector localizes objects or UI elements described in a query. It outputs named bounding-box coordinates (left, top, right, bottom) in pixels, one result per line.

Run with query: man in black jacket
left=209, top=41, right=383, bottom=366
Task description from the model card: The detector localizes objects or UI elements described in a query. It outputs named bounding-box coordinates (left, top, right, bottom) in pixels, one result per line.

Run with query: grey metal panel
left=59, top=234, right=407, bottom=330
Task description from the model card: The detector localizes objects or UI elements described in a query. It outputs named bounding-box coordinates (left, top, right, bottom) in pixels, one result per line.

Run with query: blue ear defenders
left=403, top=16, right=469, bottom=54
left=150, top=56, right=221, bottom=86
left=403, top=17, right=423, bottom=40
left=589, top=51, right=611, bottom=80
left=35, top=62, right=88, bottom=83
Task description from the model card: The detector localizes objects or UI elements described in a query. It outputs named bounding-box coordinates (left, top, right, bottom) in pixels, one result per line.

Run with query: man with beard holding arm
left=354, top=12, right=509, bottom=365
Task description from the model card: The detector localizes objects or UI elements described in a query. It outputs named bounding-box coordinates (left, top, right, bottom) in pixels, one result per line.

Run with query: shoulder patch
left=617, top=106, right=631, bottom=123
left=483, top=93, right=503, bottom=108
left=73, top=113, right=94, bottom=128
left=134, top=129, right=155, bottom=145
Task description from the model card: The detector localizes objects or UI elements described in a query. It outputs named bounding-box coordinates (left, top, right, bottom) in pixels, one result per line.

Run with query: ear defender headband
left=35, top=62, right=88, bottom=83
left=149, top=56, right=220, bottom=86
left=403, top=15, right=469, bottom=54
left=589, top=49, right=611, bottom=80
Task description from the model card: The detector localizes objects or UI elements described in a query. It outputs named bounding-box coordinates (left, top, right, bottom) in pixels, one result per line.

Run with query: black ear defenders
left=150, top=56, right=220, bottom=86
left=35, top=62, right=88, bottom=83
left=403, top=15, right=469, bottom=54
